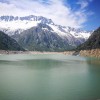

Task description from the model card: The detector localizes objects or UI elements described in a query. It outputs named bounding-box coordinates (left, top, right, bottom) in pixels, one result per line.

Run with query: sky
left=0, top=0, right=100, bottom=31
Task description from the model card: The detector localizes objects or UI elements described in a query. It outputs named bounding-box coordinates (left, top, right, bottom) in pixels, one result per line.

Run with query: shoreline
left=0, top=50, right=74, bottom=55
left=1, top=49, right=100, bottom=58
left=63, top=49, right=100, bottom=58
left=79, top=49, right=100, bottom=58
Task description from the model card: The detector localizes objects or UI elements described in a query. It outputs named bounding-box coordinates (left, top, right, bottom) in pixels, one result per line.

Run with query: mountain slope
left=77, top=27, right=100, bottom=50
left=16, top=23, right=75, bottom=51
left=0, top=31, right=24, bottom=51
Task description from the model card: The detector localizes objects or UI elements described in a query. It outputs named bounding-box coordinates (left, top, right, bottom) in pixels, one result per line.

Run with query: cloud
left=0, top=0, right=93, bottom=28
left=77, top=0, right=93, bottom=9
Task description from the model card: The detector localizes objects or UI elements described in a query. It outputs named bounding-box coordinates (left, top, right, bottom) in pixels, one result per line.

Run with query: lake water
left=0, top=54, right=100, bottom=100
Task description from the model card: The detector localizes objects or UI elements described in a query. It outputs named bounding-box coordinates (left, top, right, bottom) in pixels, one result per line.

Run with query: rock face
left=0, top=31, right=24, bottom=51
left=15, top=24, right=75, bottom=51
left=77, top=27, right=100, bottom=50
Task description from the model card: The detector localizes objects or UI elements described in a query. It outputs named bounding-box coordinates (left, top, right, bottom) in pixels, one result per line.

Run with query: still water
left=0, top=54, right=100, bottom=100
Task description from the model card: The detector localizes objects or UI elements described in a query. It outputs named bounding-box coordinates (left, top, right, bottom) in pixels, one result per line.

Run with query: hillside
left=0, top=31, right=24, bottom=51
left=15, top=23, right=75, bottom=51
left=77, top=27, right=100, bottom=50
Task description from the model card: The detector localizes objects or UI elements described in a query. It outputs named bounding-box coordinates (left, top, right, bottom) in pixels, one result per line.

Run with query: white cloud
left=77, top=1, right=88, bottom=9
left=77, top=0, right=93, bottom=9
left=0, top=0, right=93, bottom=28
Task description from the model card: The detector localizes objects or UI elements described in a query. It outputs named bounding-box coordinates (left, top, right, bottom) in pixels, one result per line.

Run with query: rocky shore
left=0, top=49, right=99, bottom=58
left=79, top=49, right=100, bottom=58
left=69, top=49, right=100, bottom=58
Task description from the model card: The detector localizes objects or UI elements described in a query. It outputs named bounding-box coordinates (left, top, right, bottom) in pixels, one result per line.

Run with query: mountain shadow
left=0, top=31, right=24, bottom=51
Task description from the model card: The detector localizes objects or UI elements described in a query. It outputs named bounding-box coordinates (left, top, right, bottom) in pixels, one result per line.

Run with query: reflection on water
left=0, top=54, right=100, bottom=100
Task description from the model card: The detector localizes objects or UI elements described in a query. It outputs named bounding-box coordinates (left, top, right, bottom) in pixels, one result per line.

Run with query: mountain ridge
left=77, top=27, right=100, bottom=50
left=0, top=15, right=92, bottom=51
left=0, top=15, right=91, bottom=36
left=0, top=31, right=24, bottom=51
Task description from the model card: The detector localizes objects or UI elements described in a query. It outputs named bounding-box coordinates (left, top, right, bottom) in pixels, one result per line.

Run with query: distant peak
left=0, top=15, right=54, bottom=25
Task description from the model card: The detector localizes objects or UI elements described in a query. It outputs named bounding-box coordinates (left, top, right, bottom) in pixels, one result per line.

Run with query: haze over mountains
left=0, top=15, right=92, bottom=51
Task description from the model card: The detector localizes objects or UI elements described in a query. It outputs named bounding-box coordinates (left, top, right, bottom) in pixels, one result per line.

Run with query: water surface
left=0, top=54, right=100, bottom=100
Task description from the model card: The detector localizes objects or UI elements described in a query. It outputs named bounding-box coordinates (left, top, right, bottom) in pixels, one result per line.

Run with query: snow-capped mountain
left=0, top=15, right=92, bottom=51
left=0, top=15, right=91, bottom=38
left=0, top=15, right=54, bottom=35
left=0, top=15, right=53, bottom=30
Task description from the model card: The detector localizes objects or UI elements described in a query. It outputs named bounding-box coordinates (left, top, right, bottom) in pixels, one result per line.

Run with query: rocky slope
left=75, top=27, right=100, bottom=57
left=0, top=31, right=24, bottom=51
left=77, top=27, right=100, bottom=50
left=15, top=23, right=75, bottom=51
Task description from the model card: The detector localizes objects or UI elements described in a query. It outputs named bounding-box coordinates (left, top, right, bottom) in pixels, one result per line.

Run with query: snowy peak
left=0, top=15, right=92, bottom=43
left=0, top=15, right=54, bottom=24
left=0, top=15, right=54, bottom=33
left=48, top=24, right=92, bottom=39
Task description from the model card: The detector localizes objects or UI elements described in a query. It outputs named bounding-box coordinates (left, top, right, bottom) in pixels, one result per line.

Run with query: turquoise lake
left=0, top=54, right=100, bottom=100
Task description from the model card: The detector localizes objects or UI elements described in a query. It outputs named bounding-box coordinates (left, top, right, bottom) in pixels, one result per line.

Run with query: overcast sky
left=0, top=0, right=100, bottom=30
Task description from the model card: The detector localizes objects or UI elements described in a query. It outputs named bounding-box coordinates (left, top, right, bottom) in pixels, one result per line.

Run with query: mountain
left=77, top=27, right=100, bottom=50
left=0, top=15, right=54, bottom=35
left=0, top=31, right=24, bottom=51
left=0, top=15, right=91, bottom=38
left=14, top=23, right=76, bottom=51
left=0, top=15, right=92, bottom=51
